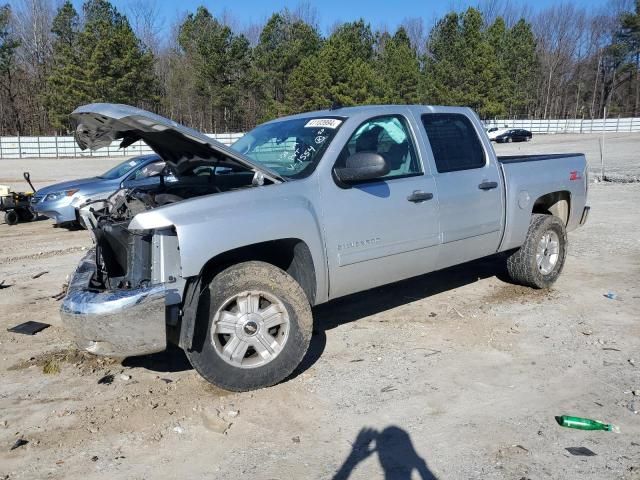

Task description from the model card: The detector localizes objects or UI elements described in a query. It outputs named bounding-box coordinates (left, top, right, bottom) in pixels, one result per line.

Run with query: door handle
left=407, top=190, right=433, bottom=203
left=478, top=181, right=498, bottom=190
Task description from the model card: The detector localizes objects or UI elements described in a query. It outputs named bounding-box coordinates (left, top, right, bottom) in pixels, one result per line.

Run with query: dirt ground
left=0, top=134, right=639, bottom=479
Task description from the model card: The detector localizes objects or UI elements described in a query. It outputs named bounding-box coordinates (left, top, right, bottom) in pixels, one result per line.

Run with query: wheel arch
left=197, top=238, right=317, bottom=306
left=531, top=190, right=571, bottom=225
left=176, top=238, right=318, bottom=349
left=177, top=238, right=317, bottom=353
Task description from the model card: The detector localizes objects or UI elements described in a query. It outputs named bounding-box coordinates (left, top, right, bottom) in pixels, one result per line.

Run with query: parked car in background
left=62, top=103, right=588, bottom=392
left=31, top=154, right=166, bottom=227
left=495, top=129, right=533, bottom=143
left=486, top=125, right=510, bottom=141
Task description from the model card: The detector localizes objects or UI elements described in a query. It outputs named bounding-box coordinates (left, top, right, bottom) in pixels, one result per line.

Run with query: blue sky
left=65, top=0, right=612, bottom=37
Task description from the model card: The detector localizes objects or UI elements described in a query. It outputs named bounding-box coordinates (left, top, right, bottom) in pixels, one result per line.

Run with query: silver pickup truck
left=62, top=103, right=589, bottom=391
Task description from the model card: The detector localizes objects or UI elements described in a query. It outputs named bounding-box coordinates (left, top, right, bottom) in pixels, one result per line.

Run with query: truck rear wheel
left=185, top=261, right=313, bottom=391
left=506, top=214, right=567, bottom=289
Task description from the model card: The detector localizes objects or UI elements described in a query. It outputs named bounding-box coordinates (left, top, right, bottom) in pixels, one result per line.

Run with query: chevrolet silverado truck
left=62, top=103, right=589, bottom=391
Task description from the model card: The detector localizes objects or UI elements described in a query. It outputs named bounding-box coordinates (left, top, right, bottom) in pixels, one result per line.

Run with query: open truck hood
left=70, top=104, right=283, bottom=183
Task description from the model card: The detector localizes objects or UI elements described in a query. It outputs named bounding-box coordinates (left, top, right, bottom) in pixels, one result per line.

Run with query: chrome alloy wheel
left=536, top=230, right=560, bottom=275
left=211, top=290, right=290, bottom=368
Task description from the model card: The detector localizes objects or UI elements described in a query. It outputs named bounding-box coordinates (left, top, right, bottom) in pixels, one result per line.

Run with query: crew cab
left=62, top=104, right=589, bottom=391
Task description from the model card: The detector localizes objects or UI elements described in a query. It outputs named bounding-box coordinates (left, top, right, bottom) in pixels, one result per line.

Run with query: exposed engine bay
left=79, top=165, right=271, bottom=291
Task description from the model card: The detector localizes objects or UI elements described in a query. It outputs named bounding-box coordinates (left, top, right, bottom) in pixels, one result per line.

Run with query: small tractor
left=0, top=172, right=37, bottom=225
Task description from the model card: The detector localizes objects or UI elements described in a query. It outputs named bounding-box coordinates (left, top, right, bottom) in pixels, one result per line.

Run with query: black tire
left=506, top=214, right=567, bottom=289
left=185, top=261, right=313, bottom=391
left=4, top=210, right=19, bottom=225
left=506, top=136, right=513, bottom=143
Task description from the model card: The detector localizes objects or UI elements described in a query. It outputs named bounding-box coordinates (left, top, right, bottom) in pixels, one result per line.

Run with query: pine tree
left=45, top=1, right=86, bottom=131
left=424, top=8, right=505, bottom=117
left=254, top=11, right=321, bottom=118
left=177, top=6, right=252, bottom=131
left=45, top=0, right=157, bottom=132
left=377, top=27, right=421, bottom=104
left=486, top=17, right=510, bottom=115
left=0, top=4, right=22, bottom=133
left=424, top=12, right=464, bottom=105
left=79, top=0, right=157, bottom=107
left=286, top=53, right=332, bottom=112
left=618, top=0, right=640, bottom=115
left=287, top=19, right=382, bottom=111
left=505, top=19, right=538, bottom=117
left=458, top=8, right=503, bottom=116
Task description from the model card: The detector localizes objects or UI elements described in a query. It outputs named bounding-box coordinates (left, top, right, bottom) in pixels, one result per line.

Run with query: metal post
left=37, top=136, right=41, bottom=158
left=600, top=107, right=607, bottom=180
left=616, top=115, right=620, bottom=133
left=0, top=135, right=3, bottom=159
left=18, top=135, right=21, bottom=159
left=55, top=134, right=59, bottom=158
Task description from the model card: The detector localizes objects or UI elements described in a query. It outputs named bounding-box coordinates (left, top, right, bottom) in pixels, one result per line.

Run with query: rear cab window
left=420, top=113, right=485, bottom=173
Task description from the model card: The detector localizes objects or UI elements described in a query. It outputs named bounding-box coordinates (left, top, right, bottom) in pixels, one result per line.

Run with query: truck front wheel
left=185, top=261, right=313, bottom=391
left=506, top=214, right=567, bottom=289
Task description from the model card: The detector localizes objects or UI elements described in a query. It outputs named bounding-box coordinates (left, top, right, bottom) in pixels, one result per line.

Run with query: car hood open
left=70, top=104, right=283, bottom=183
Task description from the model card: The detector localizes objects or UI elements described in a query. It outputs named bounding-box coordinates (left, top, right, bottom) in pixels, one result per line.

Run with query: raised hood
left=70, top=103, right=283, bottom=182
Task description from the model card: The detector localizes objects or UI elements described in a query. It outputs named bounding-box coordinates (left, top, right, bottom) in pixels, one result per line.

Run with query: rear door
left=419, top=112, right=503, bottom=268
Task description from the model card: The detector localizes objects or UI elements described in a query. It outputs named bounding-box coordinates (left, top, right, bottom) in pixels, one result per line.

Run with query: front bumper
left=60, top=249, right=168, bottom=357
left=32, top=199, right=76, bottom=224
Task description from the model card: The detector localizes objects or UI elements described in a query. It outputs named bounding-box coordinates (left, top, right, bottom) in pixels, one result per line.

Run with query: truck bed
left=498, top=153, right=583, bottom=164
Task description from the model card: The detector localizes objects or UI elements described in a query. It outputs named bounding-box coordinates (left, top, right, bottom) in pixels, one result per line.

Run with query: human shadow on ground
left=332, top=426, right=437, bottom=480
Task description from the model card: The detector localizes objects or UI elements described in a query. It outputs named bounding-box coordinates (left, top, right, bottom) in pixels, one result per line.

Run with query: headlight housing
left=45, top=189, right=78, bottom=201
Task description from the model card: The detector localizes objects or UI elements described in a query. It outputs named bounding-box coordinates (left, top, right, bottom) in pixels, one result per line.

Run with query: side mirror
left=334, top=152, right=390, bottom=184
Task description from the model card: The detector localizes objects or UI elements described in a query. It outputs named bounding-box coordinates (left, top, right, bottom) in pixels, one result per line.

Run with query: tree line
left=0, top=0, right=638, bottom=136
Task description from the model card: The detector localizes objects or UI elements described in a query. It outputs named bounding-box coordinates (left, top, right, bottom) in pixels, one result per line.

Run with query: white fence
left=0, top=133, right=244, bottom=159
left=2, top=117, right=639, bottom=159
left=485, top=117, right=640, bottom=134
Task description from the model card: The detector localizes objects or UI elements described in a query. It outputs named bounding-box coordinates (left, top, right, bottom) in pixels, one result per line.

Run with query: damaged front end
left=61, top=189, right=183, bottom=357
left=61, top=102, right=281, bottom=358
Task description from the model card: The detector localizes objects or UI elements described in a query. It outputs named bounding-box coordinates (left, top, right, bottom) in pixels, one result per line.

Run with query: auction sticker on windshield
left=304, top=119, right=342, bottom=129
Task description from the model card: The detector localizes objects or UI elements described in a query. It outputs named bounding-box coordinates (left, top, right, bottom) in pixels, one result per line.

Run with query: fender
left=128, top=179, right=329, bottom=304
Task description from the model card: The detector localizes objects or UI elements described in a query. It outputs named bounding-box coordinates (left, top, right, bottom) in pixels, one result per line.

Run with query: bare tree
left=8, top=0, right=54, bottom=133
left=292, top=1, right=320, bottom=30
left=401, top=17, right=426, bottom=55
left=127, top=0, right=164, bottom=54
left=533, top=3, right=587, bottom=118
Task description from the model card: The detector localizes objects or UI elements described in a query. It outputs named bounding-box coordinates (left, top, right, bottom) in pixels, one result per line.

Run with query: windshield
left=231, top=117, right=344, bottom=179
left=98, top=157, right=147, bottom=180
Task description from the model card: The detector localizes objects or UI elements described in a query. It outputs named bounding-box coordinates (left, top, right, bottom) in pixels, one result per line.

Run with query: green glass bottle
left=555, top=415, right=619, bottom=432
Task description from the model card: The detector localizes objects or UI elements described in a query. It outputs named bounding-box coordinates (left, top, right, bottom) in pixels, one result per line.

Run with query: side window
left=421, top=114, right=485, bottom=173
left=134, top=161, right=165, bottom=179
left=336, top=115, right=421, bottom=180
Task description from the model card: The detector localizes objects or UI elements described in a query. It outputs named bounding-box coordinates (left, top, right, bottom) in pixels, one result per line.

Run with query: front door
left=320, top=114, right=441, bottom=299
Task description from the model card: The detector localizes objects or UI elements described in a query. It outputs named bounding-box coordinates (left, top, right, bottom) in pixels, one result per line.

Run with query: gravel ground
left=0, top=134, right=639, bottom=479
